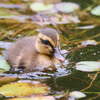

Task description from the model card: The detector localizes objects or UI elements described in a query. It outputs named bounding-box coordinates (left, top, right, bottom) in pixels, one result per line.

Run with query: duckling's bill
left=54, top=48, right=65, bottom=62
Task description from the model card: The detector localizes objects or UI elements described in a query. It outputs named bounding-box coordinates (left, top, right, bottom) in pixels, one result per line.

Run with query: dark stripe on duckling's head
left=40, top=38, right=55, bottom=54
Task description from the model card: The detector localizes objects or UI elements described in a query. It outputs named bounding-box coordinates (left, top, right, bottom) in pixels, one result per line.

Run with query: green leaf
left=0, top=56, right=10, bottom=72
left=75, top=61, right=100, bottom=72
left=55, top=2, right=80, bottom=13
left=91, top=5, right=100, bottom=16
left=69, top=91, right=86, bottom=99
left=30, top=2, right=53, bottom=12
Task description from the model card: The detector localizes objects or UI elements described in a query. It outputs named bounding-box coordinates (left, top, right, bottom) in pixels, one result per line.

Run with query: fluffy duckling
left=6, top=28, right=65, bottom=72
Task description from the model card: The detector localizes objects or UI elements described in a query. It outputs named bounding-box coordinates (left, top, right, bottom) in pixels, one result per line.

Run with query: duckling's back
left=7, top=36, right=38, bottom=71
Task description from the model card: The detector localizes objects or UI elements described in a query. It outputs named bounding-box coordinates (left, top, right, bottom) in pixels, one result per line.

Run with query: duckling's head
left=36, top=28, right=65, bottom=62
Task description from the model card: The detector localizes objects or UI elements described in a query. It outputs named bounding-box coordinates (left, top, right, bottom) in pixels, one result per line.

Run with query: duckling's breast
left=33, top=54, right=54, bottom=71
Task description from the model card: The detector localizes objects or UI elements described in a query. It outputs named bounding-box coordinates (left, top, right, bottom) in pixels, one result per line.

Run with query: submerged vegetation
left=0, top=0, right=99, bottom=100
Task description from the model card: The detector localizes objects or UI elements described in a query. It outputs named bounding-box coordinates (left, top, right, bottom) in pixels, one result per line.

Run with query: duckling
left=6, top=28, right=65, bottom=72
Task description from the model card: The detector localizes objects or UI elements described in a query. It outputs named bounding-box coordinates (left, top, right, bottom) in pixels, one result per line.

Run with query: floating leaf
left=8, top=96, right=55, bottom=100
left=54, top=2, right=80, bottom=13
left=75, top=61, right=100, bottom=72
left=81, top=40, right=97, bottom=46
left=0, top=56, right=10, bottom=72
left=30, top=2, right=53, bottom=12
left=77, top=25, right=96, bottom=29
left=0, top=9, right=19, bottom=16
left=0, top=16, right=32, bottom=22
left=0, top=82, right=49, bottom=96
left=0, top=76, right=18, bottom=85
left=91, top=5, right=100, bottom=16
left=69, top=91, right=86, bottom=99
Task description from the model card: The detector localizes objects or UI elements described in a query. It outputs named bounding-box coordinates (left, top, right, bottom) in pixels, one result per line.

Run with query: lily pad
left=0, top=56, right=10, bottom=72
left=81, top=40, right=97, bottom=46
left=0, top=9, right=19, bottom=16
left=54, top=2, right=80, bottom=13
left=0, top=82, right=50, bottom=96
left=69, top=91, right=86, bottom=99
left=30, top=2, right=53, bottom=12
left=91, top=5, right=100, bottom=16
left=0, top=76, right=18, bottom=85
left=75, top=61, right=100, bottom=72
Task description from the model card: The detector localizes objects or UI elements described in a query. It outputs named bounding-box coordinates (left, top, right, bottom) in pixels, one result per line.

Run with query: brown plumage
left=6, top=28, right=64, bottom=72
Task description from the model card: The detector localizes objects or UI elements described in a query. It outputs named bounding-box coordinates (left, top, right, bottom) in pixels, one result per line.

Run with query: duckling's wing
left=7, top=36, right=37, bottom=68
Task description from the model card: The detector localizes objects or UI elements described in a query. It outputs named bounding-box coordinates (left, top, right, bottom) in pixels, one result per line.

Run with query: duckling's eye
left=40, top=39, right=50, bottom=45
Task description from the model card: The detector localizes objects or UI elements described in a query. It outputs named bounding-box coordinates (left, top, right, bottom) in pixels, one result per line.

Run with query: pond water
left=0, top=0, right=100, bottom=100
